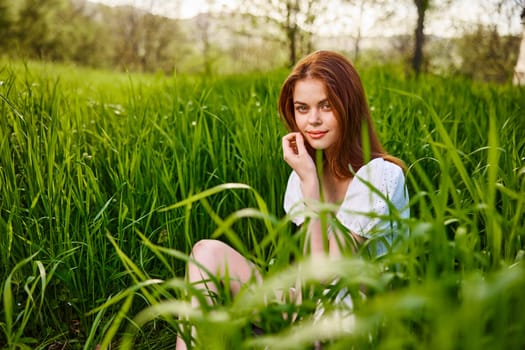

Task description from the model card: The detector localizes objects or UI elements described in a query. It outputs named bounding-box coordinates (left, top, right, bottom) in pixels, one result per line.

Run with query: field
left=1, top=60, right=524, bottom=349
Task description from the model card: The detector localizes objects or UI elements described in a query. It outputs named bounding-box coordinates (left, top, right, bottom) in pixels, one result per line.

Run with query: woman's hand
left=283, top=132, right=324, bottom=255
left=282, top=132, right=317, bottom=182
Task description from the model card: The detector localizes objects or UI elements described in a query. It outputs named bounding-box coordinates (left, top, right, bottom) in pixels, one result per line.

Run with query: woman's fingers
left=289, top=137, right=298, bottom=154
left=283, top=132, right=306, bottom=156
left=283, top=132, right=314, bottom=168
left=294, top=133, right=307, bottom=154
left=282, top=132, right=317, bottom=182
left=282, top=132, right=298, bottom=157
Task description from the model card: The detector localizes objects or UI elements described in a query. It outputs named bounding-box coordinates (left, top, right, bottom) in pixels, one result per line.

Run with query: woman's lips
left=306, top=131, right=328, bottom=139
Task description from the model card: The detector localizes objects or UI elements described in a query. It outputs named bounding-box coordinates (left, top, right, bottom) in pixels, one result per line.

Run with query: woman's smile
left=306, top=130, right=328, bottom=139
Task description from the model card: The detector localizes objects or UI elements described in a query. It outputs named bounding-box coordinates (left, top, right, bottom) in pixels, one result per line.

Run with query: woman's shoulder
left=348, top=157, right=406, bottom=199
left=356, top=157, right=404, bottom=180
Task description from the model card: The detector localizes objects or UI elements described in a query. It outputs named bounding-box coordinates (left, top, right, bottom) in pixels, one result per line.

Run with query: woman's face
left=293, top=78, right=340, bottom=151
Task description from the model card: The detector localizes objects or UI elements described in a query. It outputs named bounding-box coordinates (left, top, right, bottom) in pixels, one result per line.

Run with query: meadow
left=0, top=60, right=524, bottom=349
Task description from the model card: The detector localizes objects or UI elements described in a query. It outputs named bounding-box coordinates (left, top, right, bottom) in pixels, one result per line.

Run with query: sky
left=87, top=0, right=523, bottom=37
left=88, top=0, right=236, bottom=19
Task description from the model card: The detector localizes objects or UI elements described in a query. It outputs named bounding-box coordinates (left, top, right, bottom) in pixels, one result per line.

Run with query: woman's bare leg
left=175, top=239, right=261, bottom=349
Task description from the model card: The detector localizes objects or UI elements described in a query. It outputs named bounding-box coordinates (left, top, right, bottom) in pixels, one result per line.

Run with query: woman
left=175, top=50, right=409, bottom=349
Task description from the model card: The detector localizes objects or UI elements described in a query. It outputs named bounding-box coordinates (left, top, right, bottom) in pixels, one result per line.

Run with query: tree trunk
left=286, top=0, right=298, bottom=67
left=513, top=16, right=525, bottom=85
left=412, top=0, right=427, bottom=75
left=353, top=0, right=364, bottom=62
left=289, top=29, right=297, bottom=67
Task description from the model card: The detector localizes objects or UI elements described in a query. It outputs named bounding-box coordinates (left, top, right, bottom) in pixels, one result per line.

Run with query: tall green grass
left=0, top=60, right=524, bottom=349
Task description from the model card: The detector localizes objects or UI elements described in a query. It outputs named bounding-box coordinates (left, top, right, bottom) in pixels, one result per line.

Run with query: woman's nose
left=308, top=108, right=321, bottom=124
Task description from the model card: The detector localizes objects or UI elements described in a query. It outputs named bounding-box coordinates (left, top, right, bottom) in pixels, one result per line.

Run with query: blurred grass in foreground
left=0, top=60, right=524, bottom=349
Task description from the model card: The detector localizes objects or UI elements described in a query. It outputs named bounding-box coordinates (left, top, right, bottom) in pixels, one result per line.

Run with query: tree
left=109, top=3, right=183, bottom=73
left=0, top=0, right=13, bottom=50
left=444, top=0, right=523, bottom=83
left=12, top=0, right=58, bottom=59
left=412, top=0, right=429, bottom=75
left=140, top=12, right=182, bottom=73
left=235, top=0, right=324, bottom=67
left=339, top=0, right=396, bottom=62
left=455, top=24, right=520, bottom=82
left=351, top=0, right=365, bottom=62
left=195, top=1, right=217, bottom=76
left=513, top=4, right=525, bottom=85
left=42, top=0, right=114, bottom=67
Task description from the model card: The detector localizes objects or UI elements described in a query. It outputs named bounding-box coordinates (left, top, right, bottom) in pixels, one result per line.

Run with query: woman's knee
left=189, top=239, right=259, bottom=293
left=191, top=239, right=226, bottom=261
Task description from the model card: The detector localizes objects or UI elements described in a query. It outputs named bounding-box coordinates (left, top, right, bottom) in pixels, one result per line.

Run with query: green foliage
left=0, top=0, right=522, bottom=80
left=0, top=0, right=13, bottom=49
left=453, top=24, right=521, bottom=83
left=0, top=60, right=524, bottom=349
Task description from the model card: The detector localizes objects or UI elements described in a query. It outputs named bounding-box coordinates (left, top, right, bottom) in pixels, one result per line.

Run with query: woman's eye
left=295, top=105, right=308, bottom=113
left=321, top=103, right=331, bottom=111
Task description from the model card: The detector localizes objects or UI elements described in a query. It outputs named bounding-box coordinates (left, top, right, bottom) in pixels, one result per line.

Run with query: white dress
left=283, top=157, right=410, bottom=256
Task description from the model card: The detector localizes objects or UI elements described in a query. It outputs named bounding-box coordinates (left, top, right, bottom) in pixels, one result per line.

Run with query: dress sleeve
left=336, top=159, right=409, bottom=241
left=284, top=159, right=410, bottom=254
left=283, top=171, right=306, bottom=226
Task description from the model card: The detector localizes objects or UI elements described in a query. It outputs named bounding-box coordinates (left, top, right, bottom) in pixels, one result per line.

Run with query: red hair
left=278, top=50, right=404, bottom=178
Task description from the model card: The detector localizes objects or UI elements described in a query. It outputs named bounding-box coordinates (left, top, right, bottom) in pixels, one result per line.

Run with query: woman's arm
left=334, top=159, right=409, bottom=257
left=328, top=228, right=366, bottom=258
left=282, top=132, right=328, bottom=256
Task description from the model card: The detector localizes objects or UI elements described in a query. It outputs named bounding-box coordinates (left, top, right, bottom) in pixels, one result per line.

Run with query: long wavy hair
left=278, top=50, right=404, bottom=178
